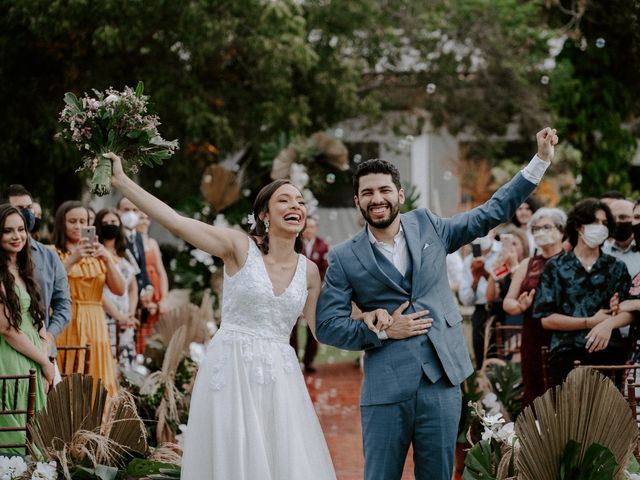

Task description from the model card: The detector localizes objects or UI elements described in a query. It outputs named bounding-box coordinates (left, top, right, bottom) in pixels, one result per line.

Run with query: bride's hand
left=102, top=152, right=126, bottom=185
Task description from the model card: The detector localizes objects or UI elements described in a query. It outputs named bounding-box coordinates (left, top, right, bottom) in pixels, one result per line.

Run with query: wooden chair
left=541, top=346, right=550, bottom=391
left=57, top=344, right=91, bottom=377
left=0, top=368, right=37, bottom=455
left=494, top=323, right=523, bottom=360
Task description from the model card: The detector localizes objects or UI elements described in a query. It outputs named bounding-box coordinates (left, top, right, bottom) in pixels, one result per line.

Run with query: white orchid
left=0, top=456, right=28, bottom=479
left=626, top=472, right=640, bottom=480
left=104, top=93, right=119, bottom=104
left=31, top=461, right=58, bottom=480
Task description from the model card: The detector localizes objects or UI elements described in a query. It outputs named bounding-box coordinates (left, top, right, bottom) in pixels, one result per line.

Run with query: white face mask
left=533, top=230, right=556, bottom=247
left=580, top=224, right=609, bottom=248
left=120, top=211, right=140, bottom=230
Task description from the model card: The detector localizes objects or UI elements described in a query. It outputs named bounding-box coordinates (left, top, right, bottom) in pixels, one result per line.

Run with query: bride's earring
left=264, top=218, right=270, bottom=233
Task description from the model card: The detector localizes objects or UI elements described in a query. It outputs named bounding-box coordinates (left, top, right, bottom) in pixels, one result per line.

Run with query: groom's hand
left=361, top=309, right=393, bottom=333
left=536, top=127, right=558, bottom=162
left=386, top=301, right=432, bottom=339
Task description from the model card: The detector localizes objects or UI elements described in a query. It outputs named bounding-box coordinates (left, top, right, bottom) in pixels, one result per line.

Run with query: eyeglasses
left=531, top=225, right=556, bottom=233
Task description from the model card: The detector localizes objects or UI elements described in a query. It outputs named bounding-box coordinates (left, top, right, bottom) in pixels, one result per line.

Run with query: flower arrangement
left=58, top=82, right=178, bottom=196
left=0, top=456, right=57, bottom=480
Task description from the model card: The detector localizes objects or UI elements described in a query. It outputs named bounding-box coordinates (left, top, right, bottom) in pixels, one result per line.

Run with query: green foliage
left=462, top=439, right=498, bottom=479
left=400, top=182, right=421, bottom=213
left=126, top=458, right=180, bottom=478
left=462, top=438, right=516, bottom=480
left=547, top=0, right=640, bottom=198
left=485, top=362, right=523, bottom=420
left=0, top=0, right=559, bottom=208
left=557, top=440, right=617, bottom=480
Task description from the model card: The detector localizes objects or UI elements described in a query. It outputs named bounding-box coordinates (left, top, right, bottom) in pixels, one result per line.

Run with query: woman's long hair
left=0, top=204, right=45, bottom=332
left=53, top=200, right=88, bottom=252
left=95, top=208, right=128, bottom=258
left=249, top=180, right=304, bottom=255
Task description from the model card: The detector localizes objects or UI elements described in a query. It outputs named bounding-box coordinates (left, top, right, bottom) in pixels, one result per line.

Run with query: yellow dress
left=55, top=250, right=117, bottom=396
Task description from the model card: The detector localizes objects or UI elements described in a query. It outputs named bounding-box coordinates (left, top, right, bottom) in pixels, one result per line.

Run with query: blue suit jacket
left=316, top=172, right=536, bottom=406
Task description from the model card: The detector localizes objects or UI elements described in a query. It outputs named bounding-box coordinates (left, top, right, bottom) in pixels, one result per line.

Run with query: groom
left=316, top=128, right=557, bottom=479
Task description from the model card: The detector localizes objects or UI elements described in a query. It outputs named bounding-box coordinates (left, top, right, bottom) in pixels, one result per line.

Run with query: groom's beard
left=360, top=201, right=400, bottom=229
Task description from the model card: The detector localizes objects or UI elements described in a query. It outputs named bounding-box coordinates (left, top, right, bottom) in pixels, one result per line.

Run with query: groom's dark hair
left=353, top=159, right=402, bottom=195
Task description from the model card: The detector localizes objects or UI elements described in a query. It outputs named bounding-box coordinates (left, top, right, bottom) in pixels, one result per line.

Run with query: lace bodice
left=220, top=238, right=308, bottom=342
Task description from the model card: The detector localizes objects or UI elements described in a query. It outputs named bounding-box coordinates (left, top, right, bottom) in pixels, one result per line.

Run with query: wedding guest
left=136, top=211, right=169, bottom=348
left=486, top=225, right=530, bottom=326
left=0, top=205, right=53, bottom=454
left=117, top=197, right=153, bottom=351
left=503, top=208, right=566, bottom=407
left=7, top=185, right=71, bottom=375
left=533, top=199, right=633, bottom=387
left=511, top=196, right=540, bottom=255
left=53, top=201, right=124, bottom=396
left=87, top=207, right=96, bottom=226
left=96, top=208, right=139, bottom=370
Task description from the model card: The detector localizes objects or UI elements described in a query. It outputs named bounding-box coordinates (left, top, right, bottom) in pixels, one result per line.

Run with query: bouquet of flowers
left=58, top=82, right=178, bottom=196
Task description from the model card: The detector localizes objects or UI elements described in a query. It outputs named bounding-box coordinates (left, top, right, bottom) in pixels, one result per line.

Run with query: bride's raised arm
left=106, top=153, right=247, bottom=265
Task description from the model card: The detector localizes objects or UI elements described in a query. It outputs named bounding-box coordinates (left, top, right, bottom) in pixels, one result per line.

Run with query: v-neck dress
left=181, top=238, right=336, bottom=479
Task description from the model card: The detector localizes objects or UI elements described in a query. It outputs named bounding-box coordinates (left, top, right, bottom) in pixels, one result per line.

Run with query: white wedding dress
left=181, top=239, right=336, bottom=480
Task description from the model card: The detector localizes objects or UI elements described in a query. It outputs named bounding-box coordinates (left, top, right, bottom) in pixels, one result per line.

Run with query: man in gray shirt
left=7, top=184, right=71, bottom=359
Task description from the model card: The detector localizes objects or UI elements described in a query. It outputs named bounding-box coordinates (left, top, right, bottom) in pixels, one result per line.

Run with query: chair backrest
left=494, top=323, right=523, bottom=360
left=541, top=346, right=550, bottom=392
left=573, top=362, right=640, bottom=424
left=57, top=344, right=91, bottom=377
left=0, top=368, right=37, bottom=454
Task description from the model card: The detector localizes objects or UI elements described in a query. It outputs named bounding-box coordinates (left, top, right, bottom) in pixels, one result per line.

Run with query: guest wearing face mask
left=116, top=197, right=152, bottom=296
left=603, top=199, right=640, bottom=278
left=7, top=185, right=71, bottom=382
left=53, top=201, right=125, bottom=396
left=503, top=208, right=566, bottom=407
left=607, top=200, right=640, bottom=365
left=116, top=197, right=153, bottom=352
left=533, top=199, right=633, bottom=387
left=96, top=209, right=139, bottom=370
left=459, top=229, right=501, bottom=368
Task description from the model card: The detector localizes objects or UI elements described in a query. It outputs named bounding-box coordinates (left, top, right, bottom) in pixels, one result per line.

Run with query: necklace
left=575, top=252, right=597, bottom=272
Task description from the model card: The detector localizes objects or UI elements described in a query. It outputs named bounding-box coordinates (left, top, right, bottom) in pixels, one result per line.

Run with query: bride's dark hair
left=250, top=180, right=304, bottom=255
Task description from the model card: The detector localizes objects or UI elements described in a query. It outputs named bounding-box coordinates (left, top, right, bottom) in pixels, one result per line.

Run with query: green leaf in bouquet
left=135, top=81, right=145, bottom=97
left=126, top=130, right=143, bottom=140
left=108, top=129, right=116, bottom=146
left=64, top=92, right=83, bottom=113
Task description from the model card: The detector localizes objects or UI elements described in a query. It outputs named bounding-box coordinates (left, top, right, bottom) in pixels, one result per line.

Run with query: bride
left=106, top=153, right=336, bottom=479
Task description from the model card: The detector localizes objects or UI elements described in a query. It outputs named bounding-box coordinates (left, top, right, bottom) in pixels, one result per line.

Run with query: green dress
left=0, top=285, right=46, bottom=455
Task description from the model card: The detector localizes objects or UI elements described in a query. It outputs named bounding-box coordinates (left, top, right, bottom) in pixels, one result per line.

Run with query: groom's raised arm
left=316, top=249, right=383, bottom=351
left=434, top=128, right=557, bottom=253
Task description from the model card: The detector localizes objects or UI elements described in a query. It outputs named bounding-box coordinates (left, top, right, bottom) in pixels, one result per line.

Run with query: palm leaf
left=515, top=368, right=638, bottom=480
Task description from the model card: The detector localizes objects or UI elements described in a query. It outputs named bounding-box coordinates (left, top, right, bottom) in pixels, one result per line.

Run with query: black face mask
left=613, top=222, right=633, bottom=242
left=19, top=208, right=35, bottom=232
left=31, top=217, right=41, bottom=233
left=100, top=224, right=121, bottom=240
left=633, top=223, right=640, bottom=249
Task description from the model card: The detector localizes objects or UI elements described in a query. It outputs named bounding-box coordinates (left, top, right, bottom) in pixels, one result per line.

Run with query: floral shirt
left=532, top=251, right=631, bottom=354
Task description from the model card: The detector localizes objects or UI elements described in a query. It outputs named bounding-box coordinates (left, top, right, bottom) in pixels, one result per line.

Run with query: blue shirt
left=31, top=240, right=71, bottom=355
